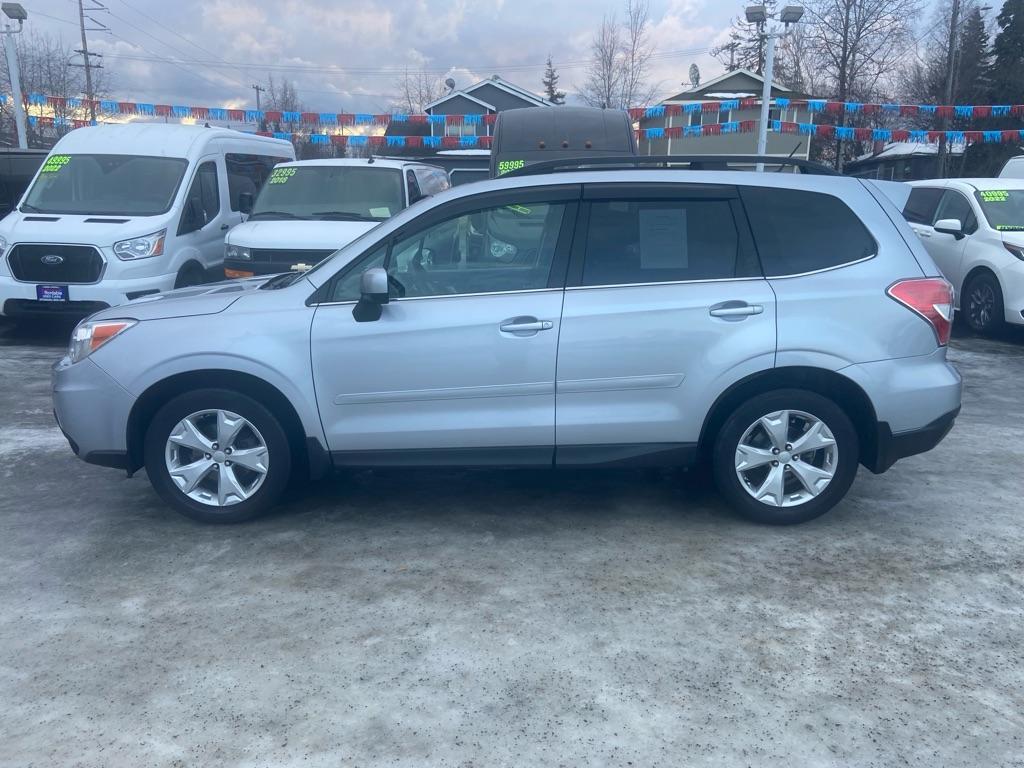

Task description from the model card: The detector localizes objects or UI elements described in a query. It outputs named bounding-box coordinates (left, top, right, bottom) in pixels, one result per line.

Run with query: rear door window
left=579, top=197, right=752, bottom=286
left=903, top=187, right=944, bottom=225
left=741, top=186, right=876, bottom=276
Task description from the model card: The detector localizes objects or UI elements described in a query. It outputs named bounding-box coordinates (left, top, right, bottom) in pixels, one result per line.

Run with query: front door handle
left=220, top=224, right=230, bottom=231
left=500, top=316, right=554, bottom=335
left=709, top=302, right=764, bottom=318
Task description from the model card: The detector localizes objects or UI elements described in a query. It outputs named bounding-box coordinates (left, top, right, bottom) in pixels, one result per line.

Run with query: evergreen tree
left=989, top=0, right=1024, bottom=104
left=711, top=0, right=778, bottom=75
left=542, top=56, right=566, bottom=104
left=955, top=6, right=991, bottom=103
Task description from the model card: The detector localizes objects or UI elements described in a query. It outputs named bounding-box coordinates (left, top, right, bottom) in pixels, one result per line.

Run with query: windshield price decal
left=497, top=159, right=525, bottom=175
left=505, top=204, right=532, bottom=215
left=268, top=167, right=296, bottom=184
left=40, top=155, right=72, bottom=173
left=980, top=190, right=1009, bottom=202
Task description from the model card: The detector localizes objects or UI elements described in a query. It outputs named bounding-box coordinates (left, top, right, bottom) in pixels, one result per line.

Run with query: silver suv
left=52, top=165, right=962, bottom=524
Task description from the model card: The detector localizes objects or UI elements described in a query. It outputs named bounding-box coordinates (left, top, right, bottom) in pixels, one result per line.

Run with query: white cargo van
left=0, top=124, right=293, bottom=318
left=223, top=158, right=449, bottom=277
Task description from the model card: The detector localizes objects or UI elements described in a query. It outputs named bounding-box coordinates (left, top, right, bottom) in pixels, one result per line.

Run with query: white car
left=223, top=158, right=450, bottom=278
left=903, top=178, right=1024, bottom=333
left=999, top=155, right=1024, bottom=179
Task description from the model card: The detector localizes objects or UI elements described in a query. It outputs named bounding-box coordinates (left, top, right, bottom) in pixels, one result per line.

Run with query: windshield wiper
left=259, top=272, right=303, bottom=290
left=312, top=211, right=378, bottom=222
left=247, top=211, right=306, bottom=221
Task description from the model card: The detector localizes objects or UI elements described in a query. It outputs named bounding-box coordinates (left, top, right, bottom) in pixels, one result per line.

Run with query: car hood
left=228, top=219, right=379, bottom=250
left=90, top=276, right=273, bottom=322
left=0, top=212, right=168, bottom=246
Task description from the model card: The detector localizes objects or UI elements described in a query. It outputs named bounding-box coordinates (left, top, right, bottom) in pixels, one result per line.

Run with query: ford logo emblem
left=41, top=254, right=64, bottom=265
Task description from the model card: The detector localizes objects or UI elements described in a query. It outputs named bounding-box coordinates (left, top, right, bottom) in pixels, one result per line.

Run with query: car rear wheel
left=962, top=271, right=1004, bottom=334
left=712, top=389, right=859, bottom=525
left=144, top=389, right=292, bottom=523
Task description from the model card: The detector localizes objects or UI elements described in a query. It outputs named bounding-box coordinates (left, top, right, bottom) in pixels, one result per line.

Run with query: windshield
left=974, top=189, right=1024, bottom=232
left=22, top=154, right=188, bottom=216
left=249, top=165, right=404, bottom=222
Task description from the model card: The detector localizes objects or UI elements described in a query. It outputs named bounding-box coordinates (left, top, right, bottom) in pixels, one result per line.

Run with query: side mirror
left=239, top=192, right=254, bottom=215
left=352, top=267, right=390, bottom=322
left=934, top=218, right=965, bottom=240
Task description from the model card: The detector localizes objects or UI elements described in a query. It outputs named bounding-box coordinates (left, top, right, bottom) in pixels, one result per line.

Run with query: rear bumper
left=868, top=406, right=960, bottom=474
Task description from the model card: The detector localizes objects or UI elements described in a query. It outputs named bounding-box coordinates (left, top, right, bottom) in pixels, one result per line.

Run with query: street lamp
left=746, top=3, right=803, bottom=171
left=1, top=2, right=28, bottom=149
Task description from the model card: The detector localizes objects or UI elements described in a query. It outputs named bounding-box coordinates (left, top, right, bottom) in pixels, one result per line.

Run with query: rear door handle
left=500, top=316, right=554, bottom=334
left=709, top=302, right=764, bottom=318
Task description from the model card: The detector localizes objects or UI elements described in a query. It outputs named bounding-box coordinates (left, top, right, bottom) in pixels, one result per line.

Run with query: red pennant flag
left=407, top=114, right=428, bottom=124
left=964, top=130, right=983, bottom=142
left=301, top=112, right=319, bottom=123
left=900, top=105, right=919, bottom=116
left=405, top=135, right=423, bottom=147
left=702, top=101, right=720, bottom=112
left=854, top=127, right=872, bottom=140
left=825, top=101, right=843, bottom=113
left=815, top=124, right=835, bottom=137
left=628, top=107, right=644, bottom=121
left=478, top=135, right=493, bottom=148
left=265, top=110, right=283, bottom=122
left=330, top=134, right=348, bottom=147
left=927, top=130, right=943, bottom=142
left=664, top=104, right=682, bottom=116
left=228, top=109, right=245, bottom=121
left=155, top=104, right=171, bottom=116
left=338, top=114, right=355, bottom=126
left=192, top=106, right=209, bottom=119
left=483, top=113, right=497, bottom=125
left=935, top=105, right=954, bottom=119
left=1003, top=130, right=1018, bottom=143
left=368, top=135, right=385, bottom=146
left=892, top=129, right=910, bottom=141
left=441, top=136, right=459, bottom=148
left=861, top=103, right=880, bottom=114
left=972, top=105, right=991, bottom=118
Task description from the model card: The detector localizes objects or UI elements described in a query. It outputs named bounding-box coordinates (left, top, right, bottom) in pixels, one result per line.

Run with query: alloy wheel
left=164, top=409, right=270, bottom=507
left=968, top=283, right=995, bottom=329
left=734, top=409, right=838, bottom=507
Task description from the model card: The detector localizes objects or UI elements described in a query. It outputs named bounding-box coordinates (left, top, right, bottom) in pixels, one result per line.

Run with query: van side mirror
left=239, top=192, right=254, bottom=215
left=352, top=267, right=390, bottom=322
left=934, top=218, right=965, bottom=240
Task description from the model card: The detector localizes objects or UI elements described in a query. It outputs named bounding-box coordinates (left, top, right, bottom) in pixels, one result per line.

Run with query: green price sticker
left=497, top=159, right=525, bottom=175
left=981, top=190, right=1009, bottom=203
left=40, top=154, right=72, bottom=174
left=268, top=167, right=296, bottom=184
left=505, top=204, right=532, bottom=215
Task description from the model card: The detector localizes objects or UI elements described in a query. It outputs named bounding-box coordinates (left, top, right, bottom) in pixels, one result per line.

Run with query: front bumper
left=1, top=272, right=178, bottom=318
left=869, top=406, right=960, bottom=474
left=52, top=355, right=136, bottom=469
left=1001, top=261, right=1024, bottom=325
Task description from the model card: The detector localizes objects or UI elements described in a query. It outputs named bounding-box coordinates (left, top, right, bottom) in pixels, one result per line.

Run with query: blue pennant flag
left=645, top=127, right=665, bottom=139
left=983, top=131, right=1002, bottom=143
left=273, top=131, right=292, bottom=141
left=807, top=100, right=826, bottom=112
left=992, top=105, right=1010, bottom=117
left=770, top=120, right=781, bottom=132
left=171, top=105, right=190, bottom=118
left=423, top=135, right=442, bottom=147
left=836, top=126, right=855, bottom=140
left=0, top=93, right=7, bottom=104
left=872, top=129, right=892, bottom=141
left=946, top=130, right=965, bottom=143
left=245, top=110, right=263, bottom=123
left=102, top=99, right=120, bottom=112
left=464, top=114, right=482, bottom=125
left=882, top=103, right=900, bottom=113
left=310, top=134, right=329, bottom=145
left=683, top=103, right=702, bottom=113
left=799, top=122, right=816, bottom=135
left=919, top=105, right=937, bottom=115
left=136, top=103, right=155, bottom=116
left=844, top=102, right=862, bottom=113
left=348, top=135, right=368, bottom=147
left=66, top=97, right=81, bottom=109
left=643, top=105, right=665, bottom=118
left=460, top=135, right=478, bottom=147
left=684, top=125, right=702, bottom=137
left=282, top=111, right=301, bottom=123
left=389, top=113, right=409, bottom=123
left=28, top=115, right=37, bottom=126
left=954, top=105, right=973, bottom=118
left=721, top=121, right=740, bottom=134
left=718, top=99, right=740, bottom=111
left=909, top=130, right=929, bottom=142
left=354, top=113, right=375, bottom=124
left=775, top=98, right=790, bottom=108
left=428, top=114, right=446, bottom=124
left=209, top=107, right=227, bottom=120
left=386, top=135, right=406, bottom=147
left=318, top=113, right=337, bottom=125
left=29, top=93, right=46, bottom=106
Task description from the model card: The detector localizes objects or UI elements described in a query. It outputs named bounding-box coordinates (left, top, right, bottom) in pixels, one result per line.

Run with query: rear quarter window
left=740, top=186, right=877, bottom=277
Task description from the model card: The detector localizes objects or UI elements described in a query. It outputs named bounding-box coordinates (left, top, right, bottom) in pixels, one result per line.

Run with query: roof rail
left=503, top=154, right=840, bottom=177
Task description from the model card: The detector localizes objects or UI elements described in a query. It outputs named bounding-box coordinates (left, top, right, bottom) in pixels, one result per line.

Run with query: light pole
left=1, top=2, right=27, bottom=149
left=748, top=4, right=803, bottom=171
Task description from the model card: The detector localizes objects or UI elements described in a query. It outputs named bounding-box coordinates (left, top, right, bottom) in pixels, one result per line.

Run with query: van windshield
left=22, top=154, right=189, bottom=216
left=248, top=165, right=403, bottom=222
left=974, top=189, right=1024, bottom=231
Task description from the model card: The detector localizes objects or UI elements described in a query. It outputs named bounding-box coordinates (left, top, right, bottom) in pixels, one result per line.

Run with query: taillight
left=887, top=278, right=954, bottom=346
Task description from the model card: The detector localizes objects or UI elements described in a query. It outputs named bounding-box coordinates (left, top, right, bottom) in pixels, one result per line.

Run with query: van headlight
left=113, top=230, right=165, bottom=260
left=0, top=235, right=8, bottom=257
left=69, top=319, right=137, bottom=363
left=225, top=244, right=252, bottom=261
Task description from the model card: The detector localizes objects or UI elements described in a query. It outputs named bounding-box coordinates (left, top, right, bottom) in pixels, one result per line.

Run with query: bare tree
left=580, top=14, right=623, bottom=108
left=393, top=68, right=446, bottom=113
left=264, top=74, right=304, bottom=113
left=619, top=0, right=657, bottom=108
left=0, top=30, right=112, bottom=147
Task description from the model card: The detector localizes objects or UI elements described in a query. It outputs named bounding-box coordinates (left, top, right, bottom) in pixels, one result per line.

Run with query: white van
left=223, top=158, right=449, bottom=277
left=0, top=124, right=294, bottom=318
left=999, top=155, right=1024, bottom=179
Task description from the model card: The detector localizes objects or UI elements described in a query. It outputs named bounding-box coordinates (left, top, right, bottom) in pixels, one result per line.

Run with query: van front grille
left=8, top=244, right=104, bottom=283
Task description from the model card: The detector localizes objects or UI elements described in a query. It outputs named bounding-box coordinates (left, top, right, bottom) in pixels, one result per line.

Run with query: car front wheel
left=144, top=389, right=292, bottom=523
left=712, top=389, right=859, bottom=525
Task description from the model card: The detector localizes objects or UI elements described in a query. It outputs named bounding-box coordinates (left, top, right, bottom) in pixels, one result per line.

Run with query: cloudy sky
left=26, top=0, right=748, bottom=112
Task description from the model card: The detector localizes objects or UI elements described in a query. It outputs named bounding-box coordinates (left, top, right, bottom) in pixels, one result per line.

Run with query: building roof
left=425, top=75, right=551, bottom=113
left=664, top=68, right=793, bottom=103
left=852, top=142, right=965, bottom=163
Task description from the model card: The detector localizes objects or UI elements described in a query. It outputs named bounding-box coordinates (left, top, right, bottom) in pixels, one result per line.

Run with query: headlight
left=69, top=319, right=137, bottom=363
left=1005, top=242, right=1024, bottom=262
left=113, top=230, right=165, bottom=260
left=0, top=235, right=8, bottom=257
left=225, top=244, right=252, bottom=261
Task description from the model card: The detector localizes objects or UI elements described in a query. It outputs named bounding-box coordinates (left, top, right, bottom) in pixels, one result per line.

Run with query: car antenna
left=367, top=154, right=375, bottom=164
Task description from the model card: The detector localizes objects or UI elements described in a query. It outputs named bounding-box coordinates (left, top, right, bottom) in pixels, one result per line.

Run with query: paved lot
left=1, top=318, right=1023, bottom=767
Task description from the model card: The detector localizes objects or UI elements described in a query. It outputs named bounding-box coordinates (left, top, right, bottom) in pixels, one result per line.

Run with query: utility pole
left=251, top=84, right=266, bottom=131
left=73, top=0, right=108, bottom=123
left=1, top=3, right=29, bottom=149
left=937, top=0, right=961, bottom=178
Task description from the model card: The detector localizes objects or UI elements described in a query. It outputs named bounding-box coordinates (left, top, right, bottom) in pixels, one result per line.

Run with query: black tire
left=174, top=262, right=206, bottom=289
left=962, top=271, right=1004, bottom=335
left=144, top=388, right=292, bottom=523
left=712, top=389, right=859, bottom=525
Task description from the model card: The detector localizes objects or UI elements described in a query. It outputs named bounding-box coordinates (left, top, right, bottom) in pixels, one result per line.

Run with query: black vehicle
left=0, top=148, right=47, bottom=218
left=489, top=106, right=637, bottom=178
